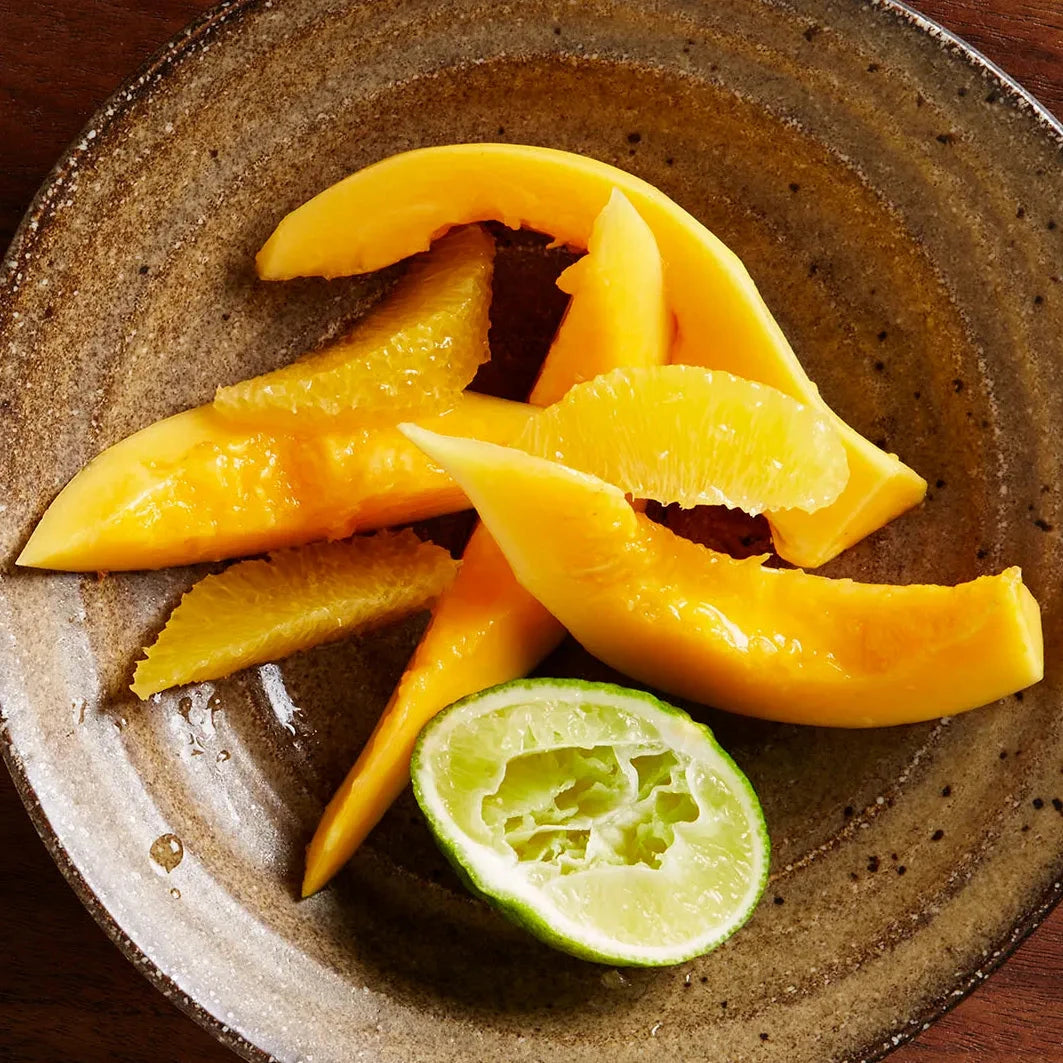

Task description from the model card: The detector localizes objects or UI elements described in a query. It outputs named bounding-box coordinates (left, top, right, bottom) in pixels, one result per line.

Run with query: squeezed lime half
left=411, top=678, right=770, bottom=966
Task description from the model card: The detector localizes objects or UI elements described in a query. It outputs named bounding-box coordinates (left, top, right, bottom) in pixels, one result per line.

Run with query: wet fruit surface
left=217, top=226, right=494, bottom=422
left=132, top=531, right=457, bottom=697
left=405, top=428, right=1042, bottom=728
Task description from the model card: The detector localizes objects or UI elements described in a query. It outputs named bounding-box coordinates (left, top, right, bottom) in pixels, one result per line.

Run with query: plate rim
left=1, top=1, right=1061, bottom=1060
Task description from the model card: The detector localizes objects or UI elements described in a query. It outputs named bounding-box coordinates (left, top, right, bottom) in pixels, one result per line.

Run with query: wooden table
left=1, top=1, right=1061, bottom=1060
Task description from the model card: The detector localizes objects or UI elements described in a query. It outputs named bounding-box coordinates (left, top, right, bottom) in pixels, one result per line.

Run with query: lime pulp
left=411, top=678, right=770, bottom=967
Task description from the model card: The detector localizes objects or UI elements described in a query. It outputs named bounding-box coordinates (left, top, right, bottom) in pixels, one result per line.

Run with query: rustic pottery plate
left=1, top=1, right=1061, bottom=1060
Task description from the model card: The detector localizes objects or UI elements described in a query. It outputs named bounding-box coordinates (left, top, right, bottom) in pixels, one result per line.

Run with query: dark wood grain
left=913, top=0, right=1063, bottom=117
left=1, top=1, right=1061, bottom=1060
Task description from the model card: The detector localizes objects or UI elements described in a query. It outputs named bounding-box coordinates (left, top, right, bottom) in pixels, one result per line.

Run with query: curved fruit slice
left=131, top=530, right=456, bottom=698
left=533, top=188, right=671, bottom=401
left=401, top=427, right=1043, bottom=728
left=411, top=679, right=770, bottom=966
left=302, top=191, right=668, bottom=895
left=216, top=225, right=494, bottom=422
left=256, top=143, right=926, bottom=567
left=302, top=528, right=568, bottom=895
left=519, top=365, right=848, bottom=514
left=18, top=392, right=534, bottom=572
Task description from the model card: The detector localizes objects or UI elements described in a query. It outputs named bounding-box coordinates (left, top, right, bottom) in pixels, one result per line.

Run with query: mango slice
left=256, top=143, right=926, bottom=567
left=216, top=225, right=494, bottom=423
left=17, top=393, right=534, bottom=571
left=302, top=527, right=568, bottom=895
left=533, top=188, right=672, bottom=401
left=131, top=530, right=457, bottom=698
left=518, top=366, right=849, bottom=514
left=302, top=190, right=669, bottom=895
left=401, top=427, right=1043, bottom=728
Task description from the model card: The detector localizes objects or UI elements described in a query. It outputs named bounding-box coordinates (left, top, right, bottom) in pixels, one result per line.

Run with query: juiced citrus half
left=411, top=679, right=770, bottom=966
left=519, top=366, right=848, bottom=514
left=131, top=530, right=457, bottom=697
left=215, top=225, right=494, bottom=422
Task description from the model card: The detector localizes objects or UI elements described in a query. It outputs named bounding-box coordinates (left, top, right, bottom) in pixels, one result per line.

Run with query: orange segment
left=402, top=427, right=1043, bottom=729
left=302, top=189, right=670, bottom=896
left=18, top=392, right=535, bottom=572
left=131, top=530, right=457, bottom=699
left=518, top=366, right=848, bottom=514
left=255, top=143, right=926, bottom=566
left=215, top=225, right=494, bottom=422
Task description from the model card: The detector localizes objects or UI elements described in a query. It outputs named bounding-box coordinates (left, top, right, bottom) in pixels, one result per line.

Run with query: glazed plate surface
left=1, top=1, right=1061, bottom=1060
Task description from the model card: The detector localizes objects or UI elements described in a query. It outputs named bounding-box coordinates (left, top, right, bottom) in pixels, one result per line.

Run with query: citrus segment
left=533, top=189, right=671, bottom=403
left=400, top=427, right=1043, bottom=728
left=18, top=392, right=535, bottom=572
left=131, top=530, right=457, bottom=698
left=411, top=679, right=770, bottom=966
left=255, top=142, right=926, bottom=565
left=215, top=225, right=493, bottom=422
left=519, top=365, right=848, bottom=514
left=302, top=191, right=670, bottom=895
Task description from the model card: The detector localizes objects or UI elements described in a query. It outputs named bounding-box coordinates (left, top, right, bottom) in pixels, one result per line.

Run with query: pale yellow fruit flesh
left=517, top=365, right=849, bottom=515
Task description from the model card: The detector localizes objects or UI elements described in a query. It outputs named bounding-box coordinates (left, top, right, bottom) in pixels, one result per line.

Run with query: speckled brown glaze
left=1, top=1, right=1061, bottom=1061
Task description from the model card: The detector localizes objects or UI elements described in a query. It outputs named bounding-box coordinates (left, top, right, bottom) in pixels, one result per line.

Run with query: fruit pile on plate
left=18, top=144, right=1043, bottom=966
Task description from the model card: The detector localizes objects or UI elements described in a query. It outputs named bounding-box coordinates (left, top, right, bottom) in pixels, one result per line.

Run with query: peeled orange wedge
left=131, top=530, right=457, bottom=698
left=302, top=189, right=670, bottom=896
left=401, top=427, right=1043, bottom=728
left=255, top=142, right=926, bottom=567
left=518, top=366, right=848, bottom=515
left=215, top=225, right=494, bottom=422
left=18, top=392, right=534, bottom=572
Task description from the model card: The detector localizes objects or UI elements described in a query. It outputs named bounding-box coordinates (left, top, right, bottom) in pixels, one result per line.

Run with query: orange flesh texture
left=215, top=225, right=494, bottom=423
left=401, top=428, right=1043, bottom=729
left=257, top=143, right=926, bottom=568
left=518, top=366, right=850, bottom=515
left=301, top=191, right=671, bottom=896
left=130, top=531, right=458, bottom=698
left=17, top=393, right=534, bottom=572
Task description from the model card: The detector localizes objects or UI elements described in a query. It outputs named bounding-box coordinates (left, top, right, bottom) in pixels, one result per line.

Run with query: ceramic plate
left=2, top=1, right=1061, bottom=1060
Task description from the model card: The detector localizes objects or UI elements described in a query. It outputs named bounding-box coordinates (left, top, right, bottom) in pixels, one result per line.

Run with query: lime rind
left=411, top=678, right=770, bottom=967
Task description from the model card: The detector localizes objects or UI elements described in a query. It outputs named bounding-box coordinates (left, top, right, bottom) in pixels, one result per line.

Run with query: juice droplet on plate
left=150, top=832, right=184, bottom=872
